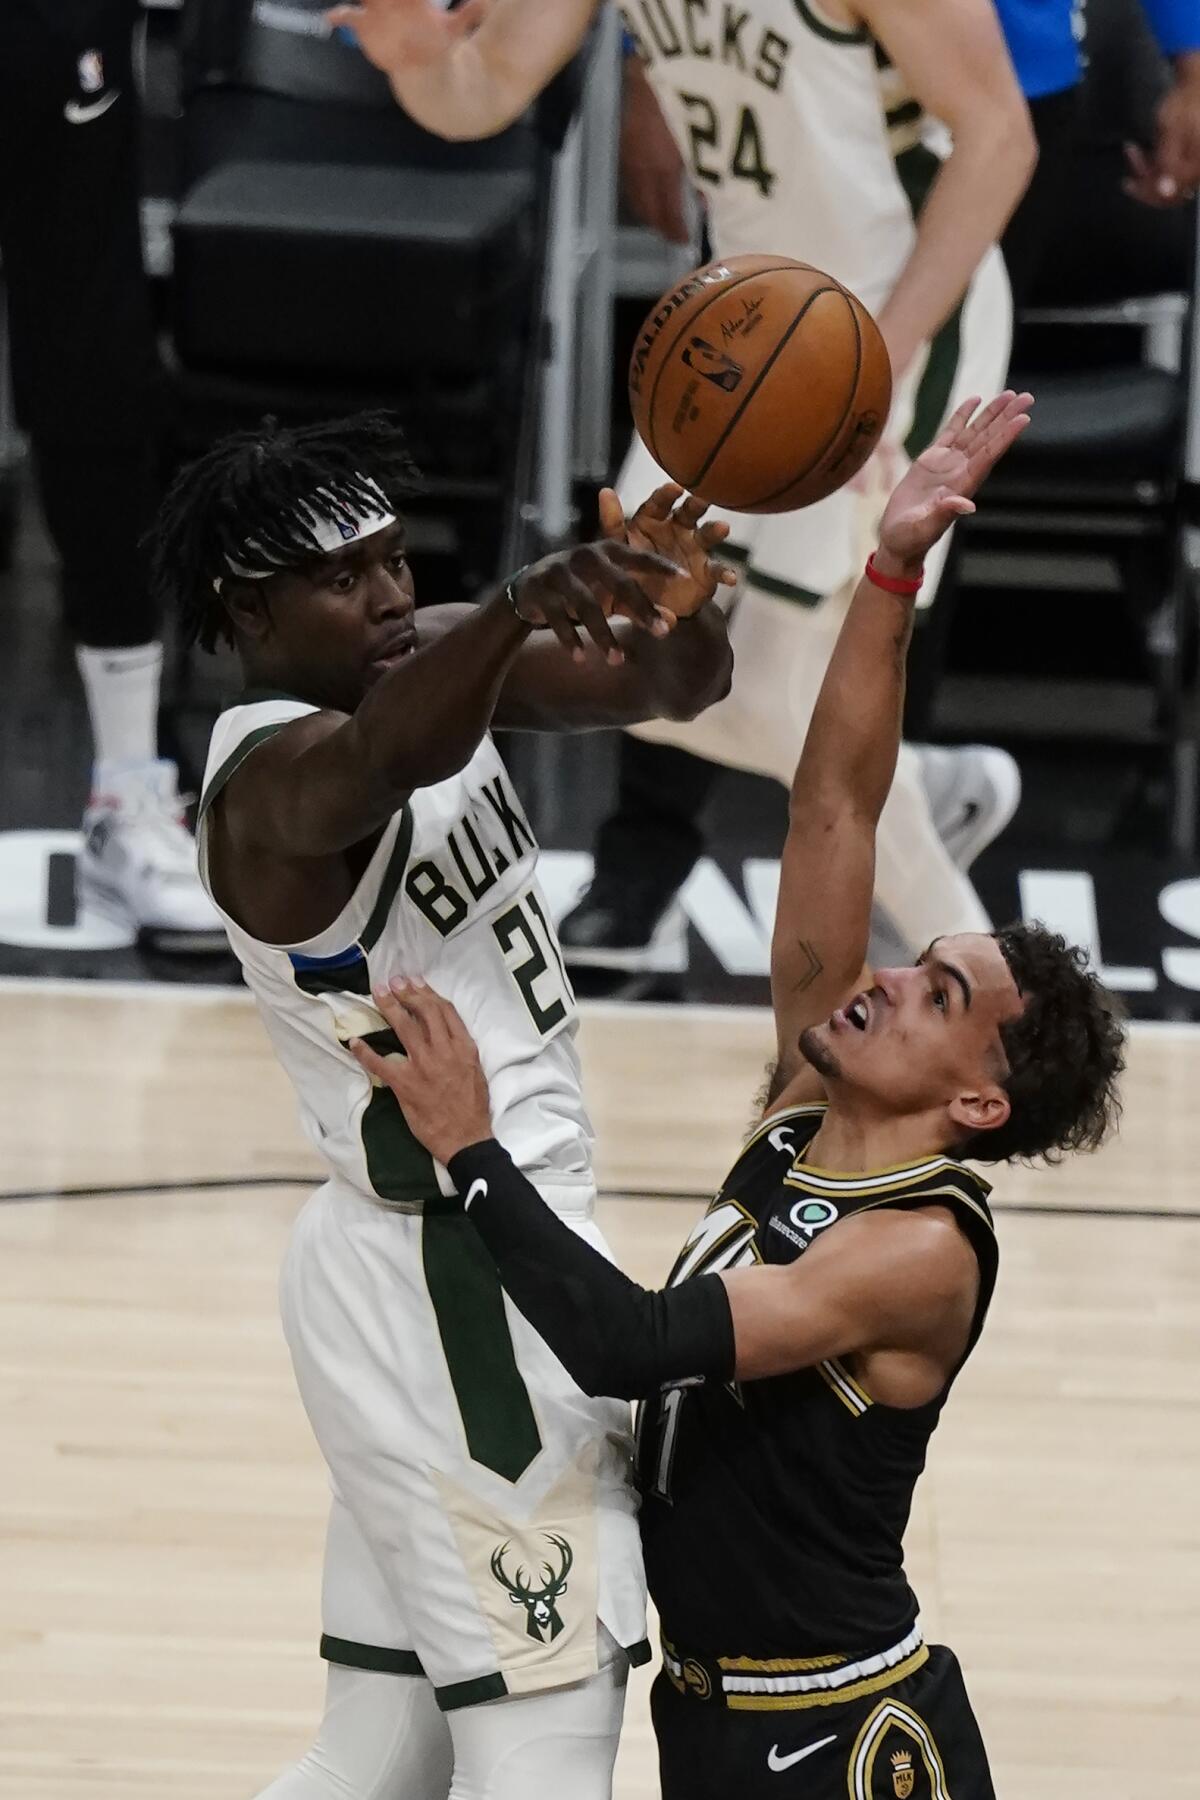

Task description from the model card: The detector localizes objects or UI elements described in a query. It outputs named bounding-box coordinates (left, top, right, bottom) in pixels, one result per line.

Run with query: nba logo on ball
left=681, top=338, right=744, bottom=394
left=628, top=254, right=892, bottom=515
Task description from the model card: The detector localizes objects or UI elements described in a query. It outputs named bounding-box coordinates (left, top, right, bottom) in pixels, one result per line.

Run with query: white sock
left=76, top=642, right=163, bottom=774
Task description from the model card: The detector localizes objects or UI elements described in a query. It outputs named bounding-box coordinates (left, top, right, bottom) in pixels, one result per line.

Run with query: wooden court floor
left=1, top=983, right=1197, bottom=1798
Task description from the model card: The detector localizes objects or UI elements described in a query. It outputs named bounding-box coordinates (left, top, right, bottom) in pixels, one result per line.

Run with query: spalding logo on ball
left=629, top=254, right=892, bottom=515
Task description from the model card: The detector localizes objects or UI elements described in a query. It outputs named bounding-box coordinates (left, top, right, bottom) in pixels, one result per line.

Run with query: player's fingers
left=592, top=556, right=672, bottom=635
left=575, top=590, right=626, bottom=664
left=538, top=566, right=592, bottom=660
left=932, top=395, right=981, bottom=451
left=713, top=560, right=739, bottom=587
left=395, top=980, right=460, bottom=1054
left=378, top=981, right=429, bottom=1052
left=674, top=492, right=710, bottom=529
left=608, top=572, right=673, bottom=636
left=549, top=608, right=588, bottom=662
left=370, top=981, right=415, bottom=1041
left=442, top=997, right=481, bottom=1057
left=935, top=491, right=976, bottom=517
left=966, top=405, right=1031, bottom=486
left=597, top=487, right=626, bottom=540
left=348, top=1036, right=393, bottom=1086
left=964, top=395, right=1025, bottom=463
left=326, top=5, right=363, bottom=26
left=958, top=392, right=1013, bottom=456
left=634, top=482, right=685, bottom=523
left=604, top=542, right=685, bottom=588
left=698, top=519, right=731, bottom=546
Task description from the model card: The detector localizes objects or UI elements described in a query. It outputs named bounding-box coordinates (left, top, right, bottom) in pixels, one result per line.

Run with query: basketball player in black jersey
left=351, top=392, right=1125, bottom=1800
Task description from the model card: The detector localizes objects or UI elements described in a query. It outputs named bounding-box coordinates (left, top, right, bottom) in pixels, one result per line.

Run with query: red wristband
left=865, top=552, right=924, bottom=595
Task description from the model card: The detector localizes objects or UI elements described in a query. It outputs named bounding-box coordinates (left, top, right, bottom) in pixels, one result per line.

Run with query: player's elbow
left=971, top=90, right=1037, bottom=199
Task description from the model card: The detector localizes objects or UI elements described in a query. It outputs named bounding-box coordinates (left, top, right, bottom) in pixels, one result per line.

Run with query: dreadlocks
left=149, top=412, right=421, bottom=652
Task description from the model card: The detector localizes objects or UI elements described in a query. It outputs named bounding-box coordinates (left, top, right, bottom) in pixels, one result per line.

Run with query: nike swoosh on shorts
left=64, top=90, right=121, bottom=125
left=767, top=1732, right=838, bottom=1773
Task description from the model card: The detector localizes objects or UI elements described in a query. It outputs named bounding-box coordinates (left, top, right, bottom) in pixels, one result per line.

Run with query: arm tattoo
left=787, top=939, right=824, bottom=995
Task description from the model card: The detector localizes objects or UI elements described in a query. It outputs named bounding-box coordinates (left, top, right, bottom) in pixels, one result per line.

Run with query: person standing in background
left=0, top=0, right=222, bottom=950
left=334, top=0, right=1036, bottom=975
left=997, top=0, right=1200, bottom=311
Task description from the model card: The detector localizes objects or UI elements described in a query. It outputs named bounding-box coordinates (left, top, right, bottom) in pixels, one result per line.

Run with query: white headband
left=212, top=477, right=397, bottom=591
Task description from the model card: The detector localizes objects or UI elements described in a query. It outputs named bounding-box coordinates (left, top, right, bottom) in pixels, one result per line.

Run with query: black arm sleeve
left=447, top=1139, right=735, bottom=1402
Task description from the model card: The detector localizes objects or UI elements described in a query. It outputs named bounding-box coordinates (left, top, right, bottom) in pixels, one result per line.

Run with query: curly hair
left=147, top=411, right=421, bottom=652
left=963, top=921, right=1126, bottom=1165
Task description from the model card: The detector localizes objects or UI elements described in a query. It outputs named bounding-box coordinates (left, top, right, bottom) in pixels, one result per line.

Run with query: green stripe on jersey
left=198, top=722, right=289, bottom=821
left=356, top=1026, right=442, bottom=1204
left=886, top=98, right=922, bottom=129
left=745, top=567, right=824, bottom=608
left=422, top=1210, right=543, bottom=1485
left=792, top=0, right=867, bottom=44
left=894, top=142, right=965, bottom=461
left=361, top=807, right=415, bottom=951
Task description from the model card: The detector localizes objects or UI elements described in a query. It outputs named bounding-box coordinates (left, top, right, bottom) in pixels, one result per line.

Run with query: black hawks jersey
left=636, top=1104, right=998, bottom=1663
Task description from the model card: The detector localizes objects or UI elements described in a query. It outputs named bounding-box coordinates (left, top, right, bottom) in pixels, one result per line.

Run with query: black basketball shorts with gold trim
left=651, top=1642, right=996, bottom=1800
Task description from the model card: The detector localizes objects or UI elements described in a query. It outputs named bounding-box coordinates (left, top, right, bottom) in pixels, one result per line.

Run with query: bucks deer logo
left=490, top=1533, right=573, bottom=1643
left=891, top=1748, right=915, bottom=1798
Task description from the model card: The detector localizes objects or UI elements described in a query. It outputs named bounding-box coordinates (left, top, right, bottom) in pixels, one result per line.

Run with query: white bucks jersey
left=622, top=0, right=933, bottom=313
left=197, top=696, right=591, bottom=1205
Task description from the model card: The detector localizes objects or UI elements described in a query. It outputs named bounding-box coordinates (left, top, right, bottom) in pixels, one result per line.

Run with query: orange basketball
left=628, top=254, right=892, bottom=514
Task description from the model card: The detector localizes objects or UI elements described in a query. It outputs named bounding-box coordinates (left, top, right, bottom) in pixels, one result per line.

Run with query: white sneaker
left=78, top=759, right=227, bottom=953
left=918, top=744, right=1022, bottom=872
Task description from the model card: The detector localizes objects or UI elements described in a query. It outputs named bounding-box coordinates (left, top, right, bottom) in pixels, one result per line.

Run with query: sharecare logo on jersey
left=629, top=265, right=736, bottom=394
left=768, top=1196, right=839, bottom=1251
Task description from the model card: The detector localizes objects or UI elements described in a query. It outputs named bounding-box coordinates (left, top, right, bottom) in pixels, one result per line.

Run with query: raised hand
left=601, top=483, right=737, bottom=620
left=326, top=0, right=490, bottom=75
left=877, top=390, right=1033, bottom=573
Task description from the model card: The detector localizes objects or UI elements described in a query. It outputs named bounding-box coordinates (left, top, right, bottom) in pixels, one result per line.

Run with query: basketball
left=628, top=254, right=893, bottom=514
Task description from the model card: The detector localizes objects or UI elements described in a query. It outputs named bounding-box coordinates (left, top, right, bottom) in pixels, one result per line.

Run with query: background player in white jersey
left=333, top=0, right=1037, bottom=962
left=147, top=410, right=734, bottom=1800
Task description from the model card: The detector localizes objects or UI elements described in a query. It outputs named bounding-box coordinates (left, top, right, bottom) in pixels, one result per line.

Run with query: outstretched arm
left=217, top=532, right=685, bottom=862
left=768, top=393, right=1032, bottom=1094
left=349, top=984, right=977, bottom=1401
left=327, top=0, right=597, bottom=141
left=857, top=0, right=1034, bottom=378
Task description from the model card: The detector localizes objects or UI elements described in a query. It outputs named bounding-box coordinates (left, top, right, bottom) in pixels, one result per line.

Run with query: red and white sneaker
left=78, top=759, right=226, bottom=953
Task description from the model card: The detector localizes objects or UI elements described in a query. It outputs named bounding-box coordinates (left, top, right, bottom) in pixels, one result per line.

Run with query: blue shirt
left=996, top=0, right=1200, bottom=100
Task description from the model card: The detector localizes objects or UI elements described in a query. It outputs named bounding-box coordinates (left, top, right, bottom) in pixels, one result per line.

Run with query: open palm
left=599, top=483, right=737, bottom=620
left=879, top=390, right=1033, bottom=568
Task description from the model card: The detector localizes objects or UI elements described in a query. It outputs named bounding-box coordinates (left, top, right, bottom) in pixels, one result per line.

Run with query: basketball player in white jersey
left=333, top=0, right=1037, bottom=959
left=147, top=412, right=734, bottom=1799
